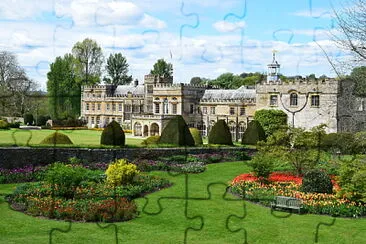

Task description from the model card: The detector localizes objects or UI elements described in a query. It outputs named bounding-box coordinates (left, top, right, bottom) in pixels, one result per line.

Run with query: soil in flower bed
left=230, top=172, right=366, bottom=218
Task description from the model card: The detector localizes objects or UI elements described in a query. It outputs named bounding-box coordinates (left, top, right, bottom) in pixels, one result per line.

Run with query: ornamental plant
left=301, top=169, right=333, bottom=194
left=105, top=159, right=139, bottom=186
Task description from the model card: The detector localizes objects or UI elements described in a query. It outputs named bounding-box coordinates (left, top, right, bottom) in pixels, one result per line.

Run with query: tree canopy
left=150, top=59, right=173, bottom=77
left=349, top=66, right=366, bottom=97
left=103, top=53, right=132, bottom=86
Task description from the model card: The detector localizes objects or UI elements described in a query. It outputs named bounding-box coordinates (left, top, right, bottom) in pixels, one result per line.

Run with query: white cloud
left=0, top=0, right=52, bottom=19
left=213, top=20, right=245, bottom=33
left=291, top=8, right=333, bottom=18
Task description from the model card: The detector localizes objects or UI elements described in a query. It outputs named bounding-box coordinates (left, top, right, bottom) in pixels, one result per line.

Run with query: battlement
left=83, top=85, right=108, bottom=90
left=258, top=78, right=338, bottom=86
left=144, top=74, right=173, bottom=84
left=200, top=98, right=255, bottom=103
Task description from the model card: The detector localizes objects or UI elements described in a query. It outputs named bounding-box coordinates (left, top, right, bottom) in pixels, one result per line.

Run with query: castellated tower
left=256, top=53, right=339, bottom=133
left=143, top=75, right=173, bottom=113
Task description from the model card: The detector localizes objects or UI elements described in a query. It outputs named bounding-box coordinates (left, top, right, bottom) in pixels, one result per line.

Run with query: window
left=190, top=104, right=194, bottom=114
left=118, top=103, right=122, bottom=112
left=311, top=95, right=320, bottom=107
left=117, top=117, right=122, bottom=124
left=91, top=103, right=95, bottom=111
left=163, top=98, right=168, bottom=114
left=202, top=107, right=207, bottom=114
left=155, top=103, right=160, bottom=114
left=124, top=104, right=131, bottom=112
left=210, top=107, right=215, bottom=115
left=91, top=117, right=94, bottom=124
left=86, top=103, right=89, bottom=111
left=172, top=104, right=177, bottom=114
left=240, top=107, right=245, bottom=116
left=106, top=103, right=110, bottom=110
left=97, top=103, right=101, bottom=110
left=270, top=95, right=278, bottom=106
left=290, top=93, right=298, bottom=106
left=96, top=116, right=100, bottom=125
left=230, top=107, right=235, bottom=115
left=112, top=103, right=116, bottom=111
left=147, top=85, right=153, bottom=93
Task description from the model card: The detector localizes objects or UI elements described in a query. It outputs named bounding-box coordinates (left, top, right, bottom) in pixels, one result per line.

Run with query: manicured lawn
left=0, top=162, right=365, bottom=243
left=0, top=129, right=144, bottom=147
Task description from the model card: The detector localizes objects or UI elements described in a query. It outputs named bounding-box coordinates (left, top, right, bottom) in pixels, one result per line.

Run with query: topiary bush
left=158, top=116, right=195, bottom=146
left=100, top=120, right=125, bottom=146
left=241, top=120, right=266, bottom=145
left=0, top=120, right=10, bottom=130
left=141, top=135, right=160, bottom=146
left=208, top=120, right=233, bottom=145
left=105, top=159, right=140, bottom=186
left=189, top=128, right=203, bottom=146
left=248, top=153, right=274, bottom=181
left=301, top=169, right=333, bottom=194
left=23, top=113, right=34, bottom=125
left=39, top=132, right=73, bottom=144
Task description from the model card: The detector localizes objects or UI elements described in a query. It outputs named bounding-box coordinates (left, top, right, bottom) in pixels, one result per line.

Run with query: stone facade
left=81, top=54, right=366, bottom=140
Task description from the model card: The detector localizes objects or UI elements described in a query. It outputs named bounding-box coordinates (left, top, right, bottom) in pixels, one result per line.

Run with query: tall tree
left=103, top=53, right=132, bottom=86
left=150, top=59, right=173, bottom=77
left=47, top=54, right=80, bottom=119
left=190, top=77, right=203, bottom=85
left=349, top=66, right=366, bottom=97
left=0, top=51, right=37, bottom=117
left=72, top=38, right=104, bottom=85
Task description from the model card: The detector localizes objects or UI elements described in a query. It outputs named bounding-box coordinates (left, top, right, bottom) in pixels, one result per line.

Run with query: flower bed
left=231, top=172, right=366, bottom=218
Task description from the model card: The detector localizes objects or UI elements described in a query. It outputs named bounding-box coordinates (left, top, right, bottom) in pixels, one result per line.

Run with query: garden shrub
left=189, top=128, right=203, bottom=146
left=241, top=120, right=266, bottom=145
left=208, top=120, right=233, bottom=145
left=23, top=113, right=33, bottom=125
left=141, top=135, right=160, bottom=146
left=52, top=118, right=86, bottom=127
left=321, top=132, right=357, bottom=154
left=254, top=109, right=287, bottom=137
left=301, top=169, right=333, bottom=194
left=39, top=132, right=73, bottom=144
left=8, top=121, right=21, bottom=128
left=45, top=163, right=90, bottom=199
left=36, top=115, right=50, bottom=126
left=354, top=131, right=366, bottom=154
left=158, top=115, right=195, bottom=146
left=248, top=153, right=274, bottom=181
left=0, top=120, right=10, bottom=130
left=106, top=159, right=139, bottom=186
left=100, top=120, right=125, bottom=146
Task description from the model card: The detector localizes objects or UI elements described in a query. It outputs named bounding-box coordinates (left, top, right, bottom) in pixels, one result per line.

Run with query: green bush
left=23, top=113, right=34, bottom=125
left=254, top=109, right=287, bottom=136
left=321, top=133, right=357, bottom=154
left=189, top=128, right=203, bottom=146
left=208, top=120, right=233, bottom=145
left=354, top=131, right=366, bottom=154
left=241, top=120, right=266, bottom=145
left=39, top=132, right=73, bottom=144
left=100, top=120, right=125, bottom=146
left=45, top=163, right=90, bottom=199
left=0, top=120, right=10, bottom=130
left=36, top=115, right=50, bottom=126
left=158, top=116, right=195, bottom=146
left=301, top=169, right=333, bottom=194
left=338, top=158, right=366, bottom=202
left=8, top=121, right=21, bottom=128
left=106, top=159, right=140, bottom=186
left=248, top=153, right=274, bottom=181
left=141, top=135, right=160, bottom=146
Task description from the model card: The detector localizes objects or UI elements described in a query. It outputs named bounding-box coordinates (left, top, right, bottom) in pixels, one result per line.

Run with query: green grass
left=0, top=129, right=144, bottom=147
left=1, top=162, right=365, bottom=243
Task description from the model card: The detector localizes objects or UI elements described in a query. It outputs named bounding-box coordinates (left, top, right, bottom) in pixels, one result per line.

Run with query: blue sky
left=0, top=0, right=349, bottom=90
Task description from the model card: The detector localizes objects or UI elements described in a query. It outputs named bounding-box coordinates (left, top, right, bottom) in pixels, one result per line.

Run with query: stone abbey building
left=81, top=54, right=366, bottom=140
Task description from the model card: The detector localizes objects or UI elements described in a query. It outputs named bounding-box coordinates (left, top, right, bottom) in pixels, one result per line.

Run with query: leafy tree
left=210, top=73, right=234, bottom=89
left=47, top=54, right=80, bottom=119
left=349, top=66, right=366, bottom=97
left=338, top=158, right=366, bottom=202
left=103, top=53, right=132, bottom=86
left=254, top=109, right=288, bottom=137
left=150, top=59, right=173, bottom=77
left=190, top=77, right=203, bottom=85
left=72, top=38, right=104, bottom=85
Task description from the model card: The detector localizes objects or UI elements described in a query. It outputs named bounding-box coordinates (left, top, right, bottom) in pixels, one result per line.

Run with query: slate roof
left=115, top=85, right=144, bottom=95
left=201, top=86, right=256, bottom=100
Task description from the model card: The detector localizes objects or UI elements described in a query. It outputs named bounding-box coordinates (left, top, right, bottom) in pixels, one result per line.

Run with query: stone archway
left=143, top=125, right=149, bottom=137
left=150, top=123, right=159, bottom=136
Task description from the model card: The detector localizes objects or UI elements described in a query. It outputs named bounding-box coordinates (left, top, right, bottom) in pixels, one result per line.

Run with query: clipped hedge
left=158, top=116, right=195, bottom=146
left=101, top=121, right=125, bottom=146
left=208, top=120, right=233, bottom=146
left=141, top=136, right=160, bottom=146
left=189, top=128, right=203, bottom=146
left=254, top=109, right=287, bottom=136
left=301, top=169, right=333, bottom=194
left=241, top=120, right=266, bottom=145
left=40, top=132, right=73, bottom=145
left=0, top=120, right=10, bottom=130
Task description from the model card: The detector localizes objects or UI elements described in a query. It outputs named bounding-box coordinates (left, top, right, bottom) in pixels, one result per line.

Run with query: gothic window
left=97, top=103, right=101, bottom=110
left=124, top=104, right=131, bottom=112
left=172, top=104, right=177, bottom=114
left=238, top=122, right=246, bottom=139
left=240, top=107, right=245, bottom=116
left=270, top=95, right=278, bottom=106
left=311, top=95, right=320, bottom=107
left=112, top=103, right=116, bottom=111
left=91, top=103, right=95, bottom=111
left=290, top=93, right=298, bottom=106
left=230, top=107, right=235, bottom=115
left=118, top=103, right=122, bottom=112
left=155, top=103, right=160, bottom=114
left=106, top=103, right=110, bottom=110
left=202, top=107, right=207, bottom=114
left=210, top=107, right=215, bottom=114
left=228, top=121, right=236, bottom=141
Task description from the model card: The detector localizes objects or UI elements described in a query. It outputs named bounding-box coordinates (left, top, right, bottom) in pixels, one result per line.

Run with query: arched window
left=238, top=122, right=246, bottom=139
left=228, top=121, right=236, bottom=141
left=290, top=93, right=298, bottom=106
left=163, top=98, right=168, bottom=114
left=134, top=122, right=142, bottom=136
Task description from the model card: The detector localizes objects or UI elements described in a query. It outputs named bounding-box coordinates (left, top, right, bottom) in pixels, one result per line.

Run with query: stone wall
left=0, top=147, right=255, bottom=169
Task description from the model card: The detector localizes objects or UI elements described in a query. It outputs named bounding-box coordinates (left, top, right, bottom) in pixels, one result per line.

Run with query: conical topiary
left=189, top=128, right=203, bottom=146
left=158, top=116, right=195, bottom=146
left=40, top=132, right=73, bottom=145
left=208, top=120, right=233, bottom=145
left=241, top=120, right=266, bottom=145
left=100, top=120, right=125, bottom=146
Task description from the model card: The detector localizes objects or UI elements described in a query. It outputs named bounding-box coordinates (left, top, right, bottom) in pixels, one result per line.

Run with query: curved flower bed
left=231, top=172, right=366, bottom=218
